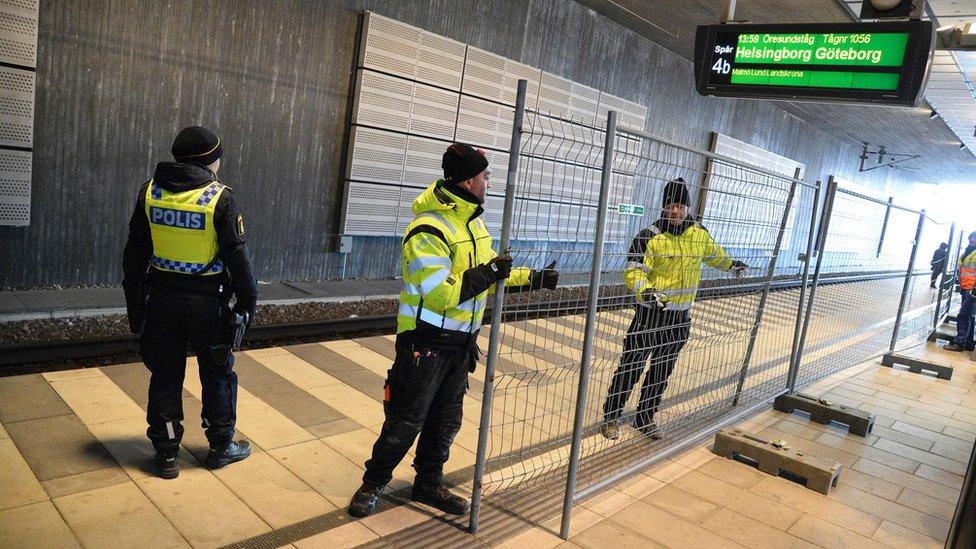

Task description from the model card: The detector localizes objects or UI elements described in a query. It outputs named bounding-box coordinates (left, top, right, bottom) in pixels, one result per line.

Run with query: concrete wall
left=0, top=0, right=916, bottom=288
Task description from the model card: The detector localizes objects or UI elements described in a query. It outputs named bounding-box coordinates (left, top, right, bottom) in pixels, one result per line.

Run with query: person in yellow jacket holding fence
left=348, top=143, right=559, bottom=518
left=602, top=177, right=747, bottom=441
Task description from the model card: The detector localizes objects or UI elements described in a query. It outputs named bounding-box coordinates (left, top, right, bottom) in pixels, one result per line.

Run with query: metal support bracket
left=859, top=142, right=920, bottom=172
left=773, top=392, right=875, bottom=436
left=713, top=428, right=842, bottom=495
left=882, top=352, right=953, bottom=380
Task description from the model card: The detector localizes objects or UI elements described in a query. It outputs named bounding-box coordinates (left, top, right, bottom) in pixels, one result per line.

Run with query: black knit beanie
left=442, top=143, right=488, bottom=184
left=662, top=177, right=690, bottom=208
left=172, top=126, right=223, bottom=167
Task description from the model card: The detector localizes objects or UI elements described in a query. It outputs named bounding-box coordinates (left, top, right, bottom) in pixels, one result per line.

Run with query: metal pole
left=732, top=170, right=799, bottom=405
left=946, top=439, right=976, bottom=548
left=794, top=176, right=839, bottom=389
left=787, top=180, right=821, bottom=393
left=721, top=0, right=737, bottom=22
left=945, top=229, right=963, bottom=318
left=469, top=79, right=527, bottom=534
left=889, top=209, right=926, bottom=353
left=933, top=222, right=956, bottom=330
left=559, top=110, right=617, bottom=540
left=876, top=197, right=893, bottom=257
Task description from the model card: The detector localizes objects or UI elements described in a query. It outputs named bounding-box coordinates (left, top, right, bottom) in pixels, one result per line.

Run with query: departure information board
left=695, top=21, right=933, bottom=106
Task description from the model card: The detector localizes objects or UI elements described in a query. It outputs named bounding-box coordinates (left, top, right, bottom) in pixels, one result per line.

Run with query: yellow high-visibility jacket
left=397, top=180, right=531, bottom=335
left=624, top=218, right=732, bottom=311
left=145, top=179, right=226, bottom=275
left=959, top=248, right=976, bottom=290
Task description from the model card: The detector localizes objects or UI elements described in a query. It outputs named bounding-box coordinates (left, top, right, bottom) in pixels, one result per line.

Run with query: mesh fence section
left=479, top=112, right=617, bottom=494
left=569, top=128, right=805, bottom=494
left=792, top=185, right=924, bottom=388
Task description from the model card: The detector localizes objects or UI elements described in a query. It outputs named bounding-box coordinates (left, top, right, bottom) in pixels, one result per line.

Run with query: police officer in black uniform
left=123, top=126, right=257, bottom=479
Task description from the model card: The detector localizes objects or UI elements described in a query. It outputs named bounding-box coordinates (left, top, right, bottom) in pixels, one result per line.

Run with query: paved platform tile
left=268, top=439, right=365, bottom=509
left=47, top=371, right=144, bottom=425
left=872, top=520, right=944, bottom=549
left=136, top=467, right=270, bottom=548
left=293, top=521, right=378, bottom=549
left=748, top=476, right=881, bottom=537
left=831, top=484, right=950, bottom=541
left=54, top=481, right=188, bottom=548
left=42, top=466, right=130, bottom=499
left=4, top=413, right=118, bottom=481
left=608, top=499, right=742, bottom=549
left=787, top=514, right=883, bottom=549
left=0, top=500, right=80, bottom=549
left=0, top=438, right=47, bottom=511
left=672, top=470, right=801, bottom=531
left=570, top=519, right=664, bottom=549
left=0, top=373, right=72, bottom=424
left=700, top=507, right=816, bottom=549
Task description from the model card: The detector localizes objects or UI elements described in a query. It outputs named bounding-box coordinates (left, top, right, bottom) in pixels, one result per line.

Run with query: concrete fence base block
left=929, top=328, right=956, bottom=343
left=713, top=428, right=842, bottom=495
left=773, top=392, right=874, bottom=436
left=882, top=352, right=953, bottom=380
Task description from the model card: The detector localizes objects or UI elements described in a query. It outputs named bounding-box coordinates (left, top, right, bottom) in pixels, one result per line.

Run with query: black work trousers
left=603, top=306, right=690, bottom=430
left=362, top=335, right=470, bottom=488
left=140, top=288, right=237, bottom=452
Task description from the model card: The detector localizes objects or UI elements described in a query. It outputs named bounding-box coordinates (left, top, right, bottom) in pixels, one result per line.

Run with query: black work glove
left=486, top=255, right=513, bottom=280
left=122, top=279, right=146, bottom=334
left=639, top=288, right=666, bottom=310
left=233, top=294, right=257, bottom=327
left=529, top=261, right=558, bottom=290
left=729, top=260, right=749, bottom=278
left=468, top=344, right=481, bottom=373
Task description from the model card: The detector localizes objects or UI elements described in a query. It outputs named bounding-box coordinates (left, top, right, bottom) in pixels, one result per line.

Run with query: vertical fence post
left=793, top=176, right=839, bottom=387
left=876, top=197, right=893, bottom=257
left=469, top=79, right=527, bottom=535
left=889, top=209, right=926, bottom=353
left=945, top=228, right=963, bottom=320
left=559, top=111, right=617, bottom=540
left=933, top=222, right=956, bottom=330
left=731, top=168, right=800, bottom=405
left=786, top=180, right=821, bottom=393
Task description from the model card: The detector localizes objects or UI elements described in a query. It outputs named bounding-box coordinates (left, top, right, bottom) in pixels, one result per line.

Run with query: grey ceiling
left=574, top=0, right=976, bottom=183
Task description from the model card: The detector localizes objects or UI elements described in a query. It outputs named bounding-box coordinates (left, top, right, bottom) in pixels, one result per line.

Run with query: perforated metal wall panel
left=0, top=0, right=36, bottom=68
left=342, top=12, right=648, bottom=238
left=0, top=65, right=33, bottom=148
left=0, top=148, right=30, bottom=226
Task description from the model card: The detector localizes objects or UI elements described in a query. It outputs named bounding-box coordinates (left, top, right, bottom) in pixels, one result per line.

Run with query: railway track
left=1, top=269, right=939, bottom=372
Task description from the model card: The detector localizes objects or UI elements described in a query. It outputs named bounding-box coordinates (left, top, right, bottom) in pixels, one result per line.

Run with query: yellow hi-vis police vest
left=397, top=180, right=530, bottom=335
left=624, top=222, right=732, bottom=311
left=959, top=249, right=976, bottom=290
left=145, top=179, right=226, bottom=275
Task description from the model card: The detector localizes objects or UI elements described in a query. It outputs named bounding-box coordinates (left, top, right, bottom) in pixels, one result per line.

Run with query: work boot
left=154, top=447, right=180, bottom=480
left=600, top=419, right=619, bottom=440
left=639, top=422, right=663, bottom=441
left=944, top=342, right=967, bottom=352
left=205, top=440, right=251, bottom=469
left=411, top=483, right=470, bottom=515
left=348, top=483, right=384, bottom=518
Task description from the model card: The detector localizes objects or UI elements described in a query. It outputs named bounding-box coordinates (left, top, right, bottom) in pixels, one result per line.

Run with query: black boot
left=205, top=440, right=251, bottom=469
left=638, top=422, right=663, bottom=441
left=154, top=447, right=180, bottom=479
left=411, top=483, right=470, bottom=515
left=348, top=483, right=384, bottom=518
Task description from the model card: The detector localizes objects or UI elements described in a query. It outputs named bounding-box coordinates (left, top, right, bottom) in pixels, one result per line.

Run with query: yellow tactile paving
left=53, top=481, right=189, bottom=548
left=0, top=500, right=81, bottom=549
left=136, top=467, right=270, bottom=548
left=0, top=438, right=48, bottom=511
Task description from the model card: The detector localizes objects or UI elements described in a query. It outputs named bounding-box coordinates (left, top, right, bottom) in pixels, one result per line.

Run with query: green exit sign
left=617, top=204, right=645, bottom=216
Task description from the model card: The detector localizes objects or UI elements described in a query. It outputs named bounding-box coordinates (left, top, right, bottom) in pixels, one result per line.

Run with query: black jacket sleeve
left=214, top=190, right=258, bottom=313
left=121, top=181, right=152, bottom=310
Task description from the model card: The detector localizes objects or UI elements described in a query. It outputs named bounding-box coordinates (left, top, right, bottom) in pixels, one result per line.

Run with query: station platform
left=0, top=328, right=968, bottom=548
left=0, top=279, right=401, bottom=322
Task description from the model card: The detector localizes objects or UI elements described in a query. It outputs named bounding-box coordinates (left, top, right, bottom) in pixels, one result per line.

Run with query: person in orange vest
left=946, top=232, right=976, bottom=352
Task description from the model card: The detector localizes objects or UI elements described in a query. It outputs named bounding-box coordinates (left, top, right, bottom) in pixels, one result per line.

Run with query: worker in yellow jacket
left=349, top=143, right=558, bottom=518
left=602, top=177, right=747, bottom=440
left=945, top=232, right=976, bottom=352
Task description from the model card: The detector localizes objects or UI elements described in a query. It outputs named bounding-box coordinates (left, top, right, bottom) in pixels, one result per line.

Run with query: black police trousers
left=362, top=335, right=470, bottom=488
left=603, top=305, right=690, bottom=430
left=140, top=288, right=237, bottom=452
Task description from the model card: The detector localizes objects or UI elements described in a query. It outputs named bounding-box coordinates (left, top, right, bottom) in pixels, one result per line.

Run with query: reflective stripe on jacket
left=959, top=249, right=976, bottom=290
left=623, top=219, right=732, bottom=311
left=145, top=179, right=226, bottom=275
left=397, top=180, right=530, bottom=335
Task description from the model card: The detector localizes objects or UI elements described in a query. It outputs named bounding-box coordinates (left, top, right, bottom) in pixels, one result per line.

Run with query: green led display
left=730, top=68, right=901, bottom=90
left=734, top=32, right=909, bottom=67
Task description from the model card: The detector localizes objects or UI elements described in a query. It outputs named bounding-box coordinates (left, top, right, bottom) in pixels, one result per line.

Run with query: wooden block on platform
left=774, top=392, right=875, bottom=436
left=713, top=428, right=842, bottom=495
